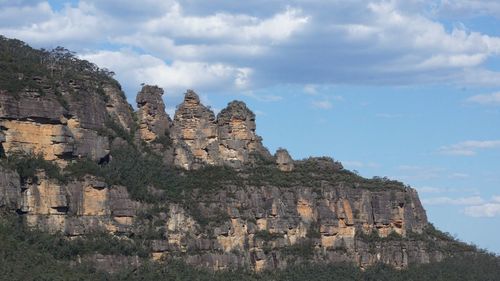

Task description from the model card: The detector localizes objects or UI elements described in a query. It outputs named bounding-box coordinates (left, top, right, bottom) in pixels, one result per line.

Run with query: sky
left=1, top=0, right=499, bottom=253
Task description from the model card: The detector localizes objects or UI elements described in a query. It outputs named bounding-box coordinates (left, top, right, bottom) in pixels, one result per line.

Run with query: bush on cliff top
left=0, top=35, right=122, bottom=104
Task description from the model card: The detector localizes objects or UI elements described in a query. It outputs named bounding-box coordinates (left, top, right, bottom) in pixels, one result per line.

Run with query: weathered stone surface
left=275, top=148, right=294, bottom=172
left=168, top=91, right=273, bottom=169
left=103, top=84, right=135, bottom=133
left=0, top=90, right=66, bottom=122
left=0, top=81, right=132, bottom=166
left=0, top=166, right=20, bottom=209
left=0, top=58, right=460, bottom=273
left=217, top=101, right=271, bottom=168
left=0, top=120, right=74, bottom=164
left=171, top=90, right=219, bottom=169
left=0, top=159, right=448, bottom=272
left=146, top=184, right=432, bottom=271
left=136, top=85, right=170, bottom=143
left=12, top=172, right=138, bottom=236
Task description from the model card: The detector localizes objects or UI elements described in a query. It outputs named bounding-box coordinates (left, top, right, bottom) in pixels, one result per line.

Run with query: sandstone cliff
left=0, top=161, right=438, bottom=271
left=0, top=37, right=474, bottom=274
left=170, top=90, right=271, bottom=169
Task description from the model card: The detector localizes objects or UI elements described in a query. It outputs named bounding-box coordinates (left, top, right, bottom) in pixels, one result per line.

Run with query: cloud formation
left=1, top=0, right=500, bottom=97
left=423, top=194, right=500, bottom=218
left=466, top=92, right=500, bottom=106
left=423, top=196, right=484, bottom=206
left=439, top=140, right=500, bottom=156
left=465, top=202, right=500, bottom=218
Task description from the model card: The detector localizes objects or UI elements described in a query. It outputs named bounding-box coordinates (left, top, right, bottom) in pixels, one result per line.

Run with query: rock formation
left=0, top=89, right=115, bottom=167
left=217, top=101, right=271, bottom=168
left=275, top=148, right=294, bottom=172
left=0, top=162, right=439, bottom=271
left=171, top=90, right=219, bottom=169
left=136, top=85, right=170, bottom=143
left=169, top=91, right=271, bottom=170
left=0, top=37, right=475, bottom=274
left=0, top=167, right=137, bottom=235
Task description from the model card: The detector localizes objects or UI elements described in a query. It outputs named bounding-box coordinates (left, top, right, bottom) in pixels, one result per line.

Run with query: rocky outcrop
left=148, top=184, right=431, bottom=271
left=0, top=167, right=138, bottom=235
left=0, top=79, right=452, bottom=272
left=217, top=101, right=271, bottom=168
left=0, top=166, right=20, bottom=209
left=0, top=81, right=133, bottom=167
left=0, top=37, right=468, bottom=274
left=103, top=84, right=135, bottom=133
left=0, top=160, right=439, bottom=272
left=136, top=85, right=170, bottom=143
left=275, top=148, right=294, bottom=172
left=171, top=90, right=219, bottom=169
left=170, top=91, right=271, bottom=169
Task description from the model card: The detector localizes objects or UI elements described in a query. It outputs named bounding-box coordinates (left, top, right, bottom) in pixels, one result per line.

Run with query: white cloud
left=303, top=84, right=317, bottom=95
left=395, top=165, right=445, bottom=180
left=437, top=0, right=500, bottom=19
left=2, top=0, right=500, bottom=92
left=0, top=2, right=106, bottom=47
left=466, top=92, right=500, bottom=106
left=417, top=186, right=444, bottom=193
left=439, top=140, right=500, bottom=156
left=311, top=100, right=333, bottom=110
left=464, top=203, right=500, bottom=218
left=423, top=196, right=484, bottom=205
left=0, top=1, right=52, bottom=27
left=80, top=50, right=252, bottom=98
left=241, top=91, right=283, bottom=102
left=143, top=5, right=308, bottom=43
left=416, top=186, right=478, bottom=194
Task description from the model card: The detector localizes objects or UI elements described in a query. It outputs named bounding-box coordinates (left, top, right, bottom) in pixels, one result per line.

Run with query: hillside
left=0, top=36, right=498, bottom=280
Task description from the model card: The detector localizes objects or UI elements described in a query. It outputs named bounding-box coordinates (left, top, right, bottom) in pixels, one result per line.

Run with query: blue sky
left=1, top=0, right=500, bottom=253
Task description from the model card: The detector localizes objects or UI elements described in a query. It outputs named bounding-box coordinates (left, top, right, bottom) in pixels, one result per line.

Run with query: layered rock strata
left=170, top=91, right=271, bottom=169
left=136, top=85, right=170, bottom=143
left=275, top=148, right=294, bottom=172
left=0, top=167, right=137, bottom=236
left=216, top=101, right=272, bottom=168
left=0, top=164, right=437, bottom=271
left=0, top=81, right=134, bottom=167
left=171, top=90, right=219, bottom=169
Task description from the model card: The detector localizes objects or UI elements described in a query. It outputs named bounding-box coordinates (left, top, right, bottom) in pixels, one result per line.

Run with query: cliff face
left=0, top=86, right=132, bottom=167
left=171, top=91, right=271, bottom=169
left=136, top=85, right=170, bottom=144
left=0, top=37, right=464, bottom=273
left=171, top=90, right=219, bottom=169
left=0, top=163, right=435, bottom=271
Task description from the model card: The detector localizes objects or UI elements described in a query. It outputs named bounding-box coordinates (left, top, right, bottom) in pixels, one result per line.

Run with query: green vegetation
left=0, top=36, right=119, bottom=105
left=0, top=213, right=148, bottom=259
left=151, top=132, right=173, bottom=149
left=1, top=210, right=500, bottom=280
left=408, top=224, right=482, bottom=254
left=0, top=153, right=66, bottom=183
left=0, top=212, right=143, bottom=280
left=254, top=230, right=284, bottom=241
left=66, top=145, right=242, bottom=203
left=356, top=229, right=404, bottom=243
left=243, top=158, right=407, bottom=192
left=306, top=221, right=321, bottom=239
left=281, top=239, right=316, bottom=259
left=112, top=252, right=500, bottom=281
